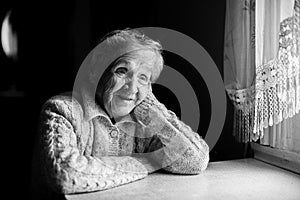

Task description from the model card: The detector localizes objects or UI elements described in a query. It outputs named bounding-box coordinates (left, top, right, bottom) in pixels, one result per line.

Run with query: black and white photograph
left=1, top=0, right=299, bottom=200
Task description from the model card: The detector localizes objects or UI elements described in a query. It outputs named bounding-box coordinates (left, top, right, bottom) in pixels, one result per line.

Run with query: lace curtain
left=224, top=0, right=300, bottom=150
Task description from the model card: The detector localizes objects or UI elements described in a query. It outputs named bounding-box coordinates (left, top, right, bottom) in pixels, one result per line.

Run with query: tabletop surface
left=65, top=158, right=300, bottom=200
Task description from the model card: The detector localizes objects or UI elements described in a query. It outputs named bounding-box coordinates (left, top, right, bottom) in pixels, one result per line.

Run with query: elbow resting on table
left=164, top=144, right=210, bottom=174
left=185, top=147, right=210, bottom=174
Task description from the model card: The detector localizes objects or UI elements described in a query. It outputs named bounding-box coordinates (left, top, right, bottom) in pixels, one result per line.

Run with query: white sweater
left=39, top=92, right=209, bottom=194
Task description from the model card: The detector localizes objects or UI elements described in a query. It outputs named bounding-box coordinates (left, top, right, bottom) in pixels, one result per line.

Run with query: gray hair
left=99, top=29, right=164, bottom=82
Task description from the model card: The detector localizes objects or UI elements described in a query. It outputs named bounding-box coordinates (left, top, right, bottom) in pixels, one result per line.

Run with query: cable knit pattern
left=39, top=92, right=209, bottom=194
left=39, top=96, right=147, bottom=194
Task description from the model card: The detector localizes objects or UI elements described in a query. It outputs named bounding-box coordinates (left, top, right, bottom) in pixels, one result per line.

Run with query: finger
left=149, top=84, right=152, bottom=93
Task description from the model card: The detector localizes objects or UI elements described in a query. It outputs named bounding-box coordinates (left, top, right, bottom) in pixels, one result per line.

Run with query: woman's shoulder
left=41, top=91, right=84, bottom=124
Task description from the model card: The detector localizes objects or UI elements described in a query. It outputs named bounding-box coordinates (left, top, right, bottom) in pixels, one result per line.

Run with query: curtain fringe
left=227, top=53, right=299, bottom=142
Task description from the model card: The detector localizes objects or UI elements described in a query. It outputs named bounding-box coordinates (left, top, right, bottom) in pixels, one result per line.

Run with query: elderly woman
left=39, top=29, right=209, bottom=194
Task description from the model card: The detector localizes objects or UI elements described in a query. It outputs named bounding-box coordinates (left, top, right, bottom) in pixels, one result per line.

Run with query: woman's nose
left=124, top=77, right=139, bottom=94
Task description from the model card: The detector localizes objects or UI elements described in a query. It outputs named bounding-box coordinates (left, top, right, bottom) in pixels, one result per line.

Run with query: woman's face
left=105, top=50, right=157, bottom=120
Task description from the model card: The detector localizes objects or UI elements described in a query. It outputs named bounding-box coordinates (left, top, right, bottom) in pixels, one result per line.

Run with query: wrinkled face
left=104, top=50, right=157, bottom=120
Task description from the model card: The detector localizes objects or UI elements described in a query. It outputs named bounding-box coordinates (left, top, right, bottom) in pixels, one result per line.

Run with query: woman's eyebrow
left=115, top=58, right=128, bottom=65
left=112, top=58, right=131, bottom=70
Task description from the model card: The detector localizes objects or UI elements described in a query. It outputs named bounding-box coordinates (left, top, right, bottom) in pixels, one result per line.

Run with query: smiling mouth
left=118, top=95, right=136, bottom=102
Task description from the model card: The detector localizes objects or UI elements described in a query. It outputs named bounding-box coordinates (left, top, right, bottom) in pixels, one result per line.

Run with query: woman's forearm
left=134, top=93, right=209, bottom=174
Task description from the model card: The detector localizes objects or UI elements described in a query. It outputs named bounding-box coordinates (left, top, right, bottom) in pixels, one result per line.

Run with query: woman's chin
left=112, top=106, right=134, bottom=118
left=110, top=98, right=136, bottom=118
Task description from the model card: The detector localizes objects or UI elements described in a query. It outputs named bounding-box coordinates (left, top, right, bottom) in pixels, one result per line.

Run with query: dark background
left=0, top=0, right=248, bottom=198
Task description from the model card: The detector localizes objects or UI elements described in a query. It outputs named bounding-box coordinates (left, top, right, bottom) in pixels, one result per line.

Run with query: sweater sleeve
left=134, top=92, right=209, bottom=174
left=39, top=97, right=148, bottom=194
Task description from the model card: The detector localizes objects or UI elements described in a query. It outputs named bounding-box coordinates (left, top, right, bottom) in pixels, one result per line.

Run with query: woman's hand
left=135, top=83, right=152, bottom=106
left=134, top=91, right=166, bottom=131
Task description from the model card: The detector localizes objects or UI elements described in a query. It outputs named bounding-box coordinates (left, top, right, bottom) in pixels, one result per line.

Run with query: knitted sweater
left=39, top=92, right=209, bottom=194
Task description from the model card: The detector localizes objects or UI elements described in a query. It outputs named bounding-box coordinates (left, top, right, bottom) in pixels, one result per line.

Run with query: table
left=66, top=158, right=300, bottom=200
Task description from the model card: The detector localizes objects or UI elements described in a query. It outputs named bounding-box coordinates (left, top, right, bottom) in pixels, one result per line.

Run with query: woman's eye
left=115, top=67, right=128, bottom=76
left=139, top=74, right=149, bottom=84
